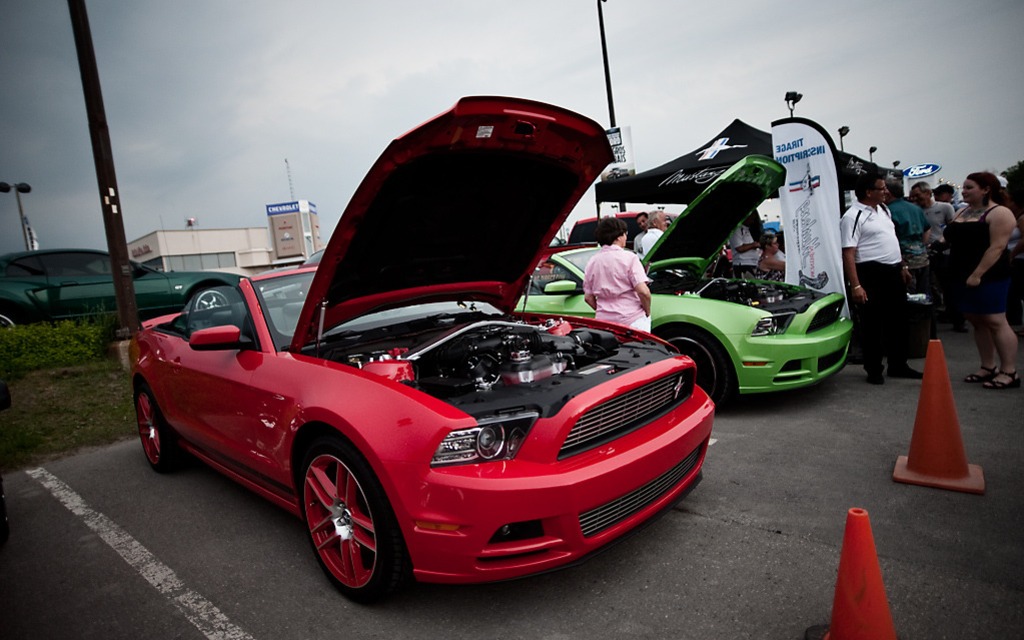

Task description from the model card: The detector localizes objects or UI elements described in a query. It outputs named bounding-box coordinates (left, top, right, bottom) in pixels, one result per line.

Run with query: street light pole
left=0, top=181, right=32, bottom=251
left=596, top=0, right=626, bottom=216
left=597, top=0, right=616, bottom=128
left=784, top=91, right=802, bottom=117
left=838, top=126, right=850, bottom=152
left=869, top=146, right=877, bottom=162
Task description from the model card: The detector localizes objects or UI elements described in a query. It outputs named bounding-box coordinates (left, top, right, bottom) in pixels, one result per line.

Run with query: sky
left=1, top=0, right=1022, bottom=256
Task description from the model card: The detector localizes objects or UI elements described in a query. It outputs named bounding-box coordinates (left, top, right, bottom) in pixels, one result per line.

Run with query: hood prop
left=315, top=300, right=327, bottom=358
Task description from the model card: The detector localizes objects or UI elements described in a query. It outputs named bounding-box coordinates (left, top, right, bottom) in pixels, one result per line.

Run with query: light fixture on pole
left=0, top=181, right=33, bottom=251
left=838, top=126, right=850, bottom=151
left=784, top=91, right=803, bottom=117
left=869, top=146, right=877, bottom=162
left=893, top=160, right=901, bottom=169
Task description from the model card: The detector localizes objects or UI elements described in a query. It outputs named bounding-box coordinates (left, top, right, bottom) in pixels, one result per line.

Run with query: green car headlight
left=432, top=412, right=539, bottom=467
left=751, top=312, right=796, bottom=336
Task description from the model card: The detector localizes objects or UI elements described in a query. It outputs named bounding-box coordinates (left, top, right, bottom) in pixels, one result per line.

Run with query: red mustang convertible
left=130, top=96, right=714, bottom=601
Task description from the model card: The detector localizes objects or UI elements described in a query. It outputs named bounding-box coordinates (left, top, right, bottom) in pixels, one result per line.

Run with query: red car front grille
left=578, top=443, right=703, bottom=537
left=559, top=372, right=691, bottom=459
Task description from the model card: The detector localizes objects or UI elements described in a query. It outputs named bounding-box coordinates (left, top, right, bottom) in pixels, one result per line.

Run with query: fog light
left=488, top=520, right=544, bottom=543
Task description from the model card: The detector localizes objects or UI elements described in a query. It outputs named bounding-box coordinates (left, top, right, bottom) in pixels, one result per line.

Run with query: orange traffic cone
left=892, top=339, right=985, bottom=494
left=805, top=508, right=897, bottom=640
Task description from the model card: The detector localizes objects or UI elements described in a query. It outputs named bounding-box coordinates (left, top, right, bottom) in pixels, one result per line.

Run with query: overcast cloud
left=1, top=0, right=1021, bottom=255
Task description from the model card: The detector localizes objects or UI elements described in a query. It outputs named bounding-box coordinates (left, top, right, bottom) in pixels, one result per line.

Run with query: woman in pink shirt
left=583, top=216, right=652, bottom=331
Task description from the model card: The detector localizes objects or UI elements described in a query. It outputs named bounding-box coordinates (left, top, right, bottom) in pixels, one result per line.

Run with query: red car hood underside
left=292, top=96, right=612, bottom=350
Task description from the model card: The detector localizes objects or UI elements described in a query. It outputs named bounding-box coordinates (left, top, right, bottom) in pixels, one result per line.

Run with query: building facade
left=127, top=200, right=324, bottom=276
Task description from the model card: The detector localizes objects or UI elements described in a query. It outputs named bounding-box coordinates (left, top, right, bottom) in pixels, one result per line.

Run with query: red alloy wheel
left=136, top=391, right=162, bottom=466
left=304, top=452, right=377, bottom=589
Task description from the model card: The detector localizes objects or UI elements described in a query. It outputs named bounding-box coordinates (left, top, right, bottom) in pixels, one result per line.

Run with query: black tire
left=0, top=477, right=9, bottom=545
left=0, top=305, right=23, bottom=328
left=657, top=324, right=736, bottom=405
left=134, top=383, right=183, bottom=473
left=300, top=436, right=409, bottom=603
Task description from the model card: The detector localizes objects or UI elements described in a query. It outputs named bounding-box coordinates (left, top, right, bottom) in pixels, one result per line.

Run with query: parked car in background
left=564, top=211, right=647, bottom=249
left=130, top=96, right=714, bottom=602
left=301, top=248, right=324, bottom=266
left=1, top=379, right=10, bottom=544
left=0, top=249, right=242, bottom=327
left=520, top=155, right=852, bottom=405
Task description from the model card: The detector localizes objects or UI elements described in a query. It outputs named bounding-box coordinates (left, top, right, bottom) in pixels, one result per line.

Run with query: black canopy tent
left=595, top=119, right=897, bottom=205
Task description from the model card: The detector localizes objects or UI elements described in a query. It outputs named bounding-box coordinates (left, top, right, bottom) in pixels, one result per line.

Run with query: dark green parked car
left=0, top=249, right=242, bottom=327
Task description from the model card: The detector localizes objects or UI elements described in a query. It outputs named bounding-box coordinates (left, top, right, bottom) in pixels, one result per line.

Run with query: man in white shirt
left=639, top=210, right=670, bottom=259
left=631, top=211, right=649, bottom=256
left=728, top=212, right=762, bottom=278
left=841, top=174, right=922, bottom=385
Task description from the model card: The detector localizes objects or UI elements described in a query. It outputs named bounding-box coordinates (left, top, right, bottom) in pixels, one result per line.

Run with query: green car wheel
left=659, top=325, right=736, bottom=405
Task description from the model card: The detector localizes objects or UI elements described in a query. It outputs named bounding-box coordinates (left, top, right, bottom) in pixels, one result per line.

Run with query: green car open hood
left=643, top=155, right=786, bottom=275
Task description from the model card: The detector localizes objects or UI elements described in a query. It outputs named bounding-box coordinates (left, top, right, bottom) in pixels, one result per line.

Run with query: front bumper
left=733, top=316, right=852, bottom=394
left=393, top=392, right=715, bottom=584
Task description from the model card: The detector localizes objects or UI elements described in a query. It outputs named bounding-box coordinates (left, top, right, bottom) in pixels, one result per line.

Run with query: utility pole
left=67, top=0, right=139, bottom=338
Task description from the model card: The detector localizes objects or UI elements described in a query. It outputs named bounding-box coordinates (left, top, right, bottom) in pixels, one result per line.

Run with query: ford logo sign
left=903, top=163, right=941, bottom=179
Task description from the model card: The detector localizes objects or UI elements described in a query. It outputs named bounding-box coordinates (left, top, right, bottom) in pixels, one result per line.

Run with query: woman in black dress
left=945, top=172, right=1019, bottom=389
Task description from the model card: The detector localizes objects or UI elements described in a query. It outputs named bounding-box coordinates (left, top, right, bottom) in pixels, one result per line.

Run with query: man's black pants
left=853, top=261, right=910, bottom=375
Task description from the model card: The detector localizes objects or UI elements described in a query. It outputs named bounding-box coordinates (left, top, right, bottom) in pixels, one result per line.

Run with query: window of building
left=166, top=252, right=236, bottom=272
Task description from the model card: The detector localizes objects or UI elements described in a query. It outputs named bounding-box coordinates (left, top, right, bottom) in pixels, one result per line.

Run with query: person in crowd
left=944, top=172, right=1019, bottom=389
left=632, top=211, right=649, bottom=255
left=840, top=173, right=922, bottom=385
left=728, top=211, right=762, bottom=278
left=884, top=179, right=931, bottom=295
left=1004, top=189, right=1024, bottom=336
left=639, top=210, right=670, bottom=259
left=583, top=216, right=652, bottom=332
left=933, top=183, right=965, bottom=212
left=754, top=232, right=786, bottom=281
left=910, top=181, right=962, bottom=330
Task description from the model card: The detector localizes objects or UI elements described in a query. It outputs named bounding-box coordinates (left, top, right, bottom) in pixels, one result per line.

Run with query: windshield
left=563, top=248, right=597, bottom=272
left=254, top=270, right=315, bottom=349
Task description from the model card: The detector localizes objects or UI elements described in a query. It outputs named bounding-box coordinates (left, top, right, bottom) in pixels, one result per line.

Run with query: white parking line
left=26, top=467, right=255, bottom=640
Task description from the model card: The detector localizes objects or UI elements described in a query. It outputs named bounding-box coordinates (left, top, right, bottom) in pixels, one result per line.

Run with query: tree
left=1001, top=160, right=1024, bottom=198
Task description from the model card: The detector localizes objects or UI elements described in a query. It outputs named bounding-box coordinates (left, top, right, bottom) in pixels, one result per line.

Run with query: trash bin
left=907, top=295, right=935, bottom=359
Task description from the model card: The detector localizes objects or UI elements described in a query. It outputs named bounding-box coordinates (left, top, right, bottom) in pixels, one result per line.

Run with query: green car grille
left=808, top=299, right=844, bottom=333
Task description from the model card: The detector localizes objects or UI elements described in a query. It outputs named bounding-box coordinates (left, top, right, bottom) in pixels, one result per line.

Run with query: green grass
left=0, top=358, right=135, bottom=471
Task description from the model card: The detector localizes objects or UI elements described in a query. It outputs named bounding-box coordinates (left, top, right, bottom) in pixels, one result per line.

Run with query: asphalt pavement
left=0, top=322, right=1021, bottom=639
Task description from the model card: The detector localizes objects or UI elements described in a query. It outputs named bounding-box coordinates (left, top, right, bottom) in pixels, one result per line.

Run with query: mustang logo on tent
left=696, top=137, right=748, bottom=161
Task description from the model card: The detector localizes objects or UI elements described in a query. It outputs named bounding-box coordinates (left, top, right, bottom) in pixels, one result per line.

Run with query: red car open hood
left=292, top=96, right=612, bottom=350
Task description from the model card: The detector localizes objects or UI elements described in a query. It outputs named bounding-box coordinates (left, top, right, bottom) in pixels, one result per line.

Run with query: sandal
left=964, top=366, right=997, bottom=383
left=983, top=370, right=1020, bottom=390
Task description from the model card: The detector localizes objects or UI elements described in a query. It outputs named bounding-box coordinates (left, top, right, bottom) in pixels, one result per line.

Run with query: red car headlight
left=431, top=412, right=539, bottom=467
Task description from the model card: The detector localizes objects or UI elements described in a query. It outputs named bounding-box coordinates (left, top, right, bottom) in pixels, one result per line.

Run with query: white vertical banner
left=771, top=118, right=846, bottom=312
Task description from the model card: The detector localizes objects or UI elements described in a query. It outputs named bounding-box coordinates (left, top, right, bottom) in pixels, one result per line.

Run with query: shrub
left=0, top=315, right=118, bottom=379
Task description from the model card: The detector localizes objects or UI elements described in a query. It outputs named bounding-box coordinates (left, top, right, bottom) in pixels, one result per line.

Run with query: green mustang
left=0, top=248, right=242, bottom=327
left=519, top=156, right=852, bottom=405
